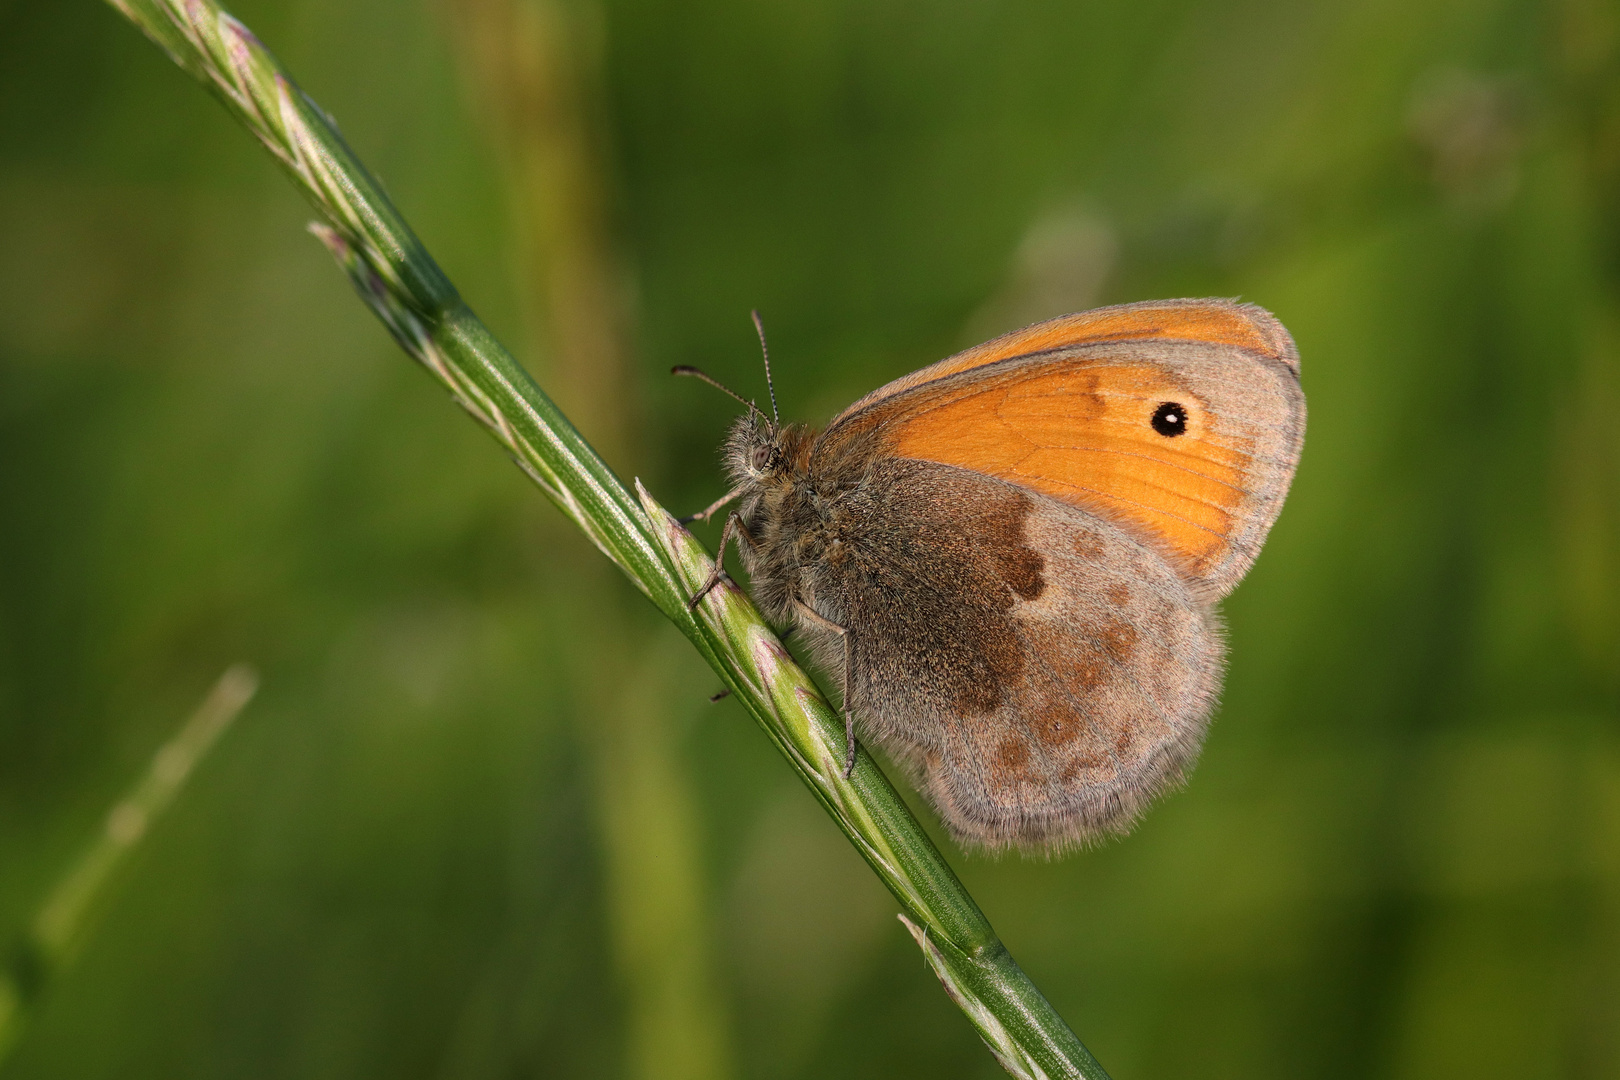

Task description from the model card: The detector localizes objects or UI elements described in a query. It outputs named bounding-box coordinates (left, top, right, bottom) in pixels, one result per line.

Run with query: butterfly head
left=723, top=409, right=810, bottom=490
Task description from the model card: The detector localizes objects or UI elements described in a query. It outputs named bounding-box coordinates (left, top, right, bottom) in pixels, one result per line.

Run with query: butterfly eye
left=1151, top=402, right=1188, bottom=437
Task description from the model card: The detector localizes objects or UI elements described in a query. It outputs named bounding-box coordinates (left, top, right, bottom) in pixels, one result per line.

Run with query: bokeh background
left=2, top=0, right=1618, bottom=1077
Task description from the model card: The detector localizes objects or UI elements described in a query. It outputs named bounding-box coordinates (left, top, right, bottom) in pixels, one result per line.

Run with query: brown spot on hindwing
left=996, top=736, right=1032, bottom=774
left=1030, top=701, right=1079, bottom=748
left=1004, top=544, right=1046, bottom=601
left=1095, top=618, right=1138, bottom=663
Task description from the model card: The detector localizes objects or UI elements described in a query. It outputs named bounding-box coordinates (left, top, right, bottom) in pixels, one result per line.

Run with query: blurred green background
left=2, top=0, right=1618, bottom=1077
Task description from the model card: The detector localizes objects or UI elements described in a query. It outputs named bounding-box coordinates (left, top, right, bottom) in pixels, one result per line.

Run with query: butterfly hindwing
left=787, top=456, right=1219, bottom=850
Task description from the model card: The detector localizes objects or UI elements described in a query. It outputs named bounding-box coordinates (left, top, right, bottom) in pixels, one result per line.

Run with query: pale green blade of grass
left=0, top=665, right=258, bottom=1064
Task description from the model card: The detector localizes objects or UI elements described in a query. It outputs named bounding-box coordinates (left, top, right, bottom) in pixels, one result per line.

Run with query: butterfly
left=680, top=299, right=1305, bottom=852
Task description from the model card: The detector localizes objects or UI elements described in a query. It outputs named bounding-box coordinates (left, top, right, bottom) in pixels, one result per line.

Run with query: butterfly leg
left=689, top=510, right=755, bottom=610
left=792, top=600, right=858, bottom=779
left=680, top=485, right=744, bottom=526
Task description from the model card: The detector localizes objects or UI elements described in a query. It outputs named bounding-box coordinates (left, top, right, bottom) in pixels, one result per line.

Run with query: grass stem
left=101, top=3, right=1111, bottom=1074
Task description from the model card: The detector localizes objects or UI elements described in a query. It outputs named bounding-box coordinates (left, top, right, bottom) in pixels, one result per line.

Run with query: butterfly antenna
left=751, top=309, right=780, bottom=425
left=671, top=365, right=758, bottom=416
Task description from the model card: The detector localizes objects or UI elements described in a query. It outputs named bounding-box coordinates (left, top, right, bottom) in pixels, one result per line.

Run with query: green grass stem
left=101, top=3, right=1110, bottom=1074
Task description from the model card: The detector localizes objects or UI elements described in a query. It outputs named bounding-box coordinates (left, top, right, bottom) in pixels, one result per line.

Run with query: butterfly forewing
left=831, top=298, right=1298, bottom=424
left=820, top=302, right=1304, bottom=597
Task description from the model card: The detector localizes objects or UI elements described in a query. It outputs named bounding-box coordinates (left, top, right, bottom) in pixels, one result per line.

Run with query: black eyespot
left=1151, top=401, right=1188, bottom=437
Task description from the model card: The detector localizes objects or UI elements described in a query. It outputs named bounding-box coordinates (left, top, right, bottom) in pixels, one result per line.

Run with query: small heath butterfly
left=680, top=299, right=1305, bottom=852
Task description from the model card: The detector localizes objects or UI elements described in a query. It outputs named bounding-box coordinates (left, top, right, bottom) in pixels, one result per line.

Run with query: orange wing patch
left=833, top=299, right=1295, bottom=426
left=882, top=363, right=1252, bottom=574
